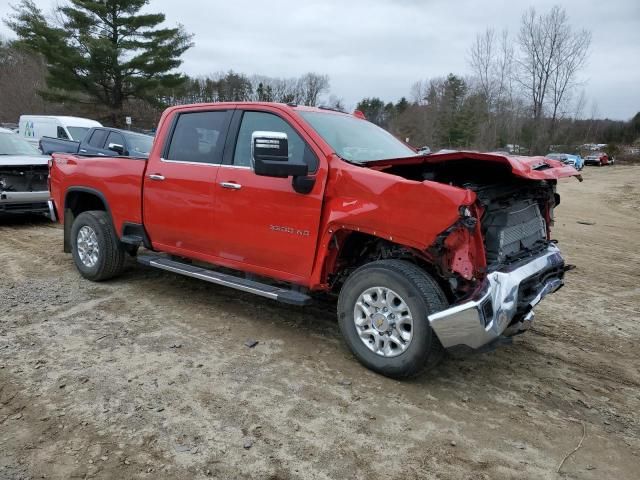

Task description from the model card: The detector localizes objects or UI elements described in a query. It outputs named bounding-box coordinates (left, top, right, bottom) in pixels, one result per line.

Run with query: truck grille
left=483, top=201, right=547, bottom=265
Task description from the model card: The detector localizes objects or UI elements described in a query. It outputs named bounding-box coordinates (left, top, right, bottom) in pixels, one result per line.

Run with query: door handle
left=79, top=149, right=87, bottom=153
left=220, top=181, right=242, bottom=190
left=148, top=174, right=165, bottom=181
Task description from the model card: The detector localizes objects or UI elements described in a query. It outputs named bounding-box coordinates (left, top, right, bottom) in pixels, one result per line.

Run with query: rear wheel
left=71, top=210, right=125, bottom=281
left=337, top=260, right=447, bottom=379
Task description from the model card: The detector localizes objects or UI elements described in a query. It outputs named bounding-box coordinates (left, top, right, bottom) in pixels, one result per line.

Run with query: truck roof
left=165, top=102, right=354, bottom=116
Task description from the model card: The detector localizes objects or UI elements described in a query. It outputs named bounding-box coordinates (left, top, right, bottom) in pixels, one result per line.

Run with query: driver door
left=212, top=108, right=327, bottom=281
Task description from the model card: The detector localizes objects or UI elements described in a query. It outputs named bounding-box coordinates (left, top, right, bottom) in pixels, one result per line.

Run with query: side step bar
left=137, top=255, right=312, bottom=306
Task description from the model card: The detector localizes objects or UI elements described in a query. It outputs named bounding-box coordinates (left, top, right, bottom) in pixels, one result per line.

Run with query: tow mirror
left=108, top=143, right=125, bottom=155
left=251, top=131, right=308, bottom=178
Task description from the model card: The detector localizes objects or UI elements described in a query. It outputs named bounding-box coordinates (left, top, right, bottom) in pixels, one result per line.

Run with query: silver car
left=0, top=127, right=51, bottom=216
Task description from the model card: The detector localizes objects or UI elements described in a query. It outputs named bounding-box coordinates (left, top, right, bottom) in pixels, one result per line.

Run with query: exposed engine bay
left=381, top=159, right=557, bottom=271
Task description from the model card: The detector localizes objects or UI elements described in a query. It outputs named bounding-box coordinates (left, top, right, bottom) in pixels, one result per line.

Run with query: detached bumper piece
left=428, top=244, right=565, bottom=349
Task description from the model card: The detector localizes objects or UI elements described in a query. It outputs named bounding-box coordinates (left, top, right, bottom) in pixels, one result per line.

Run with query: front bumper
left=428, top=244, right=565, bottom=349
left=0, top=190, right=49, bottom=214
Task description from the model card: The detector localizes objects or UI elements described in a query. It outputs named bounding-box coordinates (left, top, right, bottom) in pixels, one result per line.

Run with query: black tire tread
left=339, top=259, right=448, bottom=378
left=72, top=210, right=125, bottom=281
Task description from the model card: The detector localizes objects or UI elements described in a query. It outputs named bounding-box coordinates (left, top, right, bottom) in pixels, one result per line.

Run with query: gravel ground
left=1, top=165, right=639, bottom=479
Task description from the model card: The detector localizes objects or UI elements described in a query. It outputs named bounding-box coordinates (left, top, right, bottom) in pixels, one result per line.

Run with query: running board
left=137, top=255, right=312, bottom=306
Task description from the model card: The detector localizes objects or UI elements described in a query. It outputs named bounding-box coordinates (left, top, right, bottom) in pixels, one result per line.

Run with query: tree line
left=1, top=0, right=638, bottom=154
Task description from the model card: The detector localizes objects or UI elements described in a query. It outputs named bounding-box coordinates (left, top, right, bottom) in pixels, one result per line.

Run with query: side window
left=166, top=111, right=229, bottom=164
left=106, top=131, right=125, bottom=148
left=57, top=127, right=69, bottom=140
left=88, top=129, right=108, bottom=148
left=233, top=111, right=318, bottom=172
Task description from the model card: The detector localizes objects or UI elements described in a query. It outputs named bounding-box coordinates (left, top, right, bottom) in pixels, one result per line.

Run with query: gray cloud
left=1, top=0, right=638, bottom=119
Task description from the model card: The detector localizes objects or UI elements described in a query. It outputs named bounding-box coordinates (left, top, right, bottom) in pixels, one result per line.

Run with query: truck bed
left=49, top=153, right=147, bottom=234
left=40, top=136, right=81, bottom=155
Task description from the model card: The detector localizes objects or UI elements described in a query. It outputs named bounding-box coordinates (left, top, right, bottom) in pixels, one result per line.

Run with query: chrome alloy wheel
left=77, top=225, right=99, bottom=268
left=353, top=286, right=414, bottom=357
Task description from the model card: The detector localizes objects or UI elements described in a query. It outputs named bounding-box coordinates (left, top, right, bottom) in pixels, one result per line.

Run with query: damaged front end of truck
left=367, top=151, right=581, bottom=352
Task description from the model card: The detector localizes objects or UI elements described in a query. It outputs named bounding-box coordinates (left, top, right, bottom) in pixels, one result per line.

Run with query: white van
left=18, top=115, right=102, bottom=148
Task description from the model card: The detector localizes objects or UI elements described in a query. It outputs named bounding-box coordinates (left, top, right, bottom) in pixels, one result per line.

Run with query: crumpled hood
left=0, top=154, right=50, bottom=167
left=366, top=150, right=582, bottom=181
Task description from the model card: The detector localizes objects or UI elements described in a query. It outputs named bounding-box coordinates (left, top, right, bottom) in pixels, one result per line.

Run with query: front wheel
left=71, top=210, right=126, bottom=281
left=337, top=260, right=448, bottom=378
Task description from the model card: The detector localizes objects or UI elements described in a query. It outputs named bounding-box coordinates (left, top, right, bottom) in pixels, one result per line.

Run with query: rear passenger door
left=143, top=108, right=233, bottom=257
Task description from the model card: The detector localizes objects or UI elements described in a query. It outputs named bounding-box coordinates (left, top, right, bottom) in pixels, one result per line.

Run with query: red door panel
left=143, top=161, right=219, bottom=253
left=212, top=108, right=327, bottom=281
left=143, top=108, right=233, bottom=256
left=213, top=167, right=324, bottom=279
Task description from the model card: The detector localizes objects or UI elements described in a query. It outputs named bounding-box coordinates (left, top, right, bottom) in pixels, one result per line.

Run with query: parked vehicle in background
left=49, top=102, right=579, bottom=378
left=0, top=128, right=50, bottom=216
left=18, top=115, right=102, bottom=149
left=584, top=152, right=611, bottom=166
left=546, top=153, right=584, bottom=171
left=40, top=127, right=154, bottom=158
left=417, top=145, right=432, bottom=155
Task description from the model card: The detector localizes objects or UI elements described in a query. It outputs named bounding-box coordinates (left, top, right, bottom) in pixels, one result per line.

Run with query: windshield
left=299, top=111, right=416, bottom=163
left=125, top=133, right=153, bottom=157
left=0, top=132, right=41, bottom=155
left=67, top=126, right=90, bottom=141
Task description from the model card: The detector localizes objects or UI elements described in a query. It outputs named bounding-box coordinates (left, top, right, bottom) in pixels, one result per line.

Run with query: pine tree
left=6, top=0, right=193, bottom=126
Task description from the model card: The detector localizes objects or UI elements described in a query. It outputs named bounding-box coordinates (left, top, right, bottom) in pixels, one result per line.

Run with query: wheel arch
left=320, top=228, right=451, bottom=300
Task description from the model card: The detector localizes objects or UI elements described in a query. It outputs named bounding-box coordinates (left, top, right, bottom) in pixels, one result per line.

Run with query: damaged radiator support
left=483, top=200, right=547, bottom=265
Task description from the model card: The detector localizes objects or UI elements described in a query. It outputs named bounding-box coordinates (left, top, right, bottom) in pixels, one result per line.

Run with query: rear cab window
left=165, top=110, right=232, bottom=164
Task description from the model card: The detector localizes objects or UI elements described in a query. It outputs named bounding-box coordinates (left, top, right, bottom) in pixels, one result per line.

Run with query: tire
left=71, top=210, right=125, bottom=281
left=337, top=260, right=448, bottom=379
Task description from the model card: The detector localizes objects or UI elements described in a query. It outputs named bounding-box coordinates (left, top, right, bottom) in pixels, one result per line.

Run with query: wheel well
left=63, top=190, right=109, bottom=253
left=328, top=231, right=451, bottom=300
left=65, top=190, right=107, bottom=216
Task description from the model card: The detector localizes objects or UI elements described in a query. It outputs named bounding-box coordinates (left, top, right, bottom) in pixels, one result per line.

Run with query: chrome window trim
left=159, top=158, right=220, bottom=167
left=157, top=158, right=251, bottom=170
left=219, top=164, right=251, bottom=170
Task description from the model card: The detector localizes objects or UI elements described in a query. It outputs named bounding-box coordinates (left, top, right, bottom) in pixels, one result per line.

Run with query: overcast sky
left=1, top=0, right=638, bottom=120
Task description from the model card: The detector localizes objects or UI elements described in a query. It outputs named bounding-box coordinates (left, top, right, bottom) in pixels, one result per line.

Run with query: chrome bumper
left=428, top=244, right=565, bottom=349
left=0, top=190, right=49, bottom=204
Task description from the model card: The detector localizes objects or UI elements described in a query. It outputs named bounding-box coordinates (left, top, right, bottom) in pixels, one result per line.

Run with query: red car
left=584, top=152, right=612, bottom=166
left=49, top=102, right=579, bottom=378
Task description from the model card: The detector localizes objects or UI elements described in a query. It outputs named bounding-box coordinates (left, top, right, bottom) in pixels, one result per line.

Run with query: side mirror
left=251, top=131, right=308, bottom=178
left=108, top=143, right=125, bottom=155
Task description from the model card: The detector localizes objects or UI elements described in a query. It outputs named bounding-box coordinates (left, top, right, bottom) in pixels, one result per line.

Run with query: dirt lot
left=1, top=166, right=639, bottom=480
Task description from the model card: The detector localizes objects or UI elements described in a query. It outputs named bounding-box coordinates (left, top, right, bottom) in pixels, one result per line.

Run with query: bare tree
left=297, top=73, right=330, bottom=106
left=549, top=29, right=591, bottom=126
left=469, top=28, right=496, bottom=105
left=515, top=6, right=590, bottom=121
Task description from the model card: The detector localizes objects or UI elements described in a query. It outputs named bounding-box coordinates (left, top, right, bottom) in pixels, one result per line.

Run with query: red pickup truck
left=49, top=102, right=579, bottom=378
